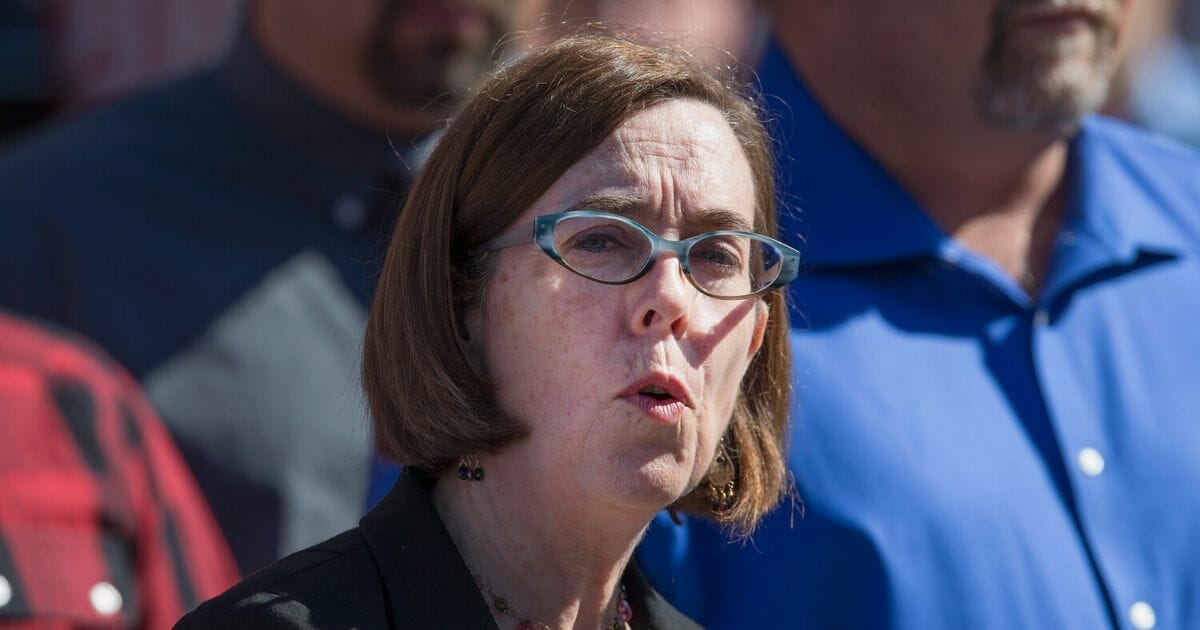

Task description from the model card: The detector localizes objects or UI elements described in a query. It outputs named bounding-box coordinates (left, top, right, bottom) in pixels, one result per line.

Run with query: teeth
left=643, top=385, right=669, bottom=395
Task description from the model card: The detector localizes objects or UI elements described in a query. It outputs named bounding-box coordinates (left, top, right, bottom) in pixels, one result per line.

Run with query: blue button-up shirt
left=639, top=40, right=1200, bottom=629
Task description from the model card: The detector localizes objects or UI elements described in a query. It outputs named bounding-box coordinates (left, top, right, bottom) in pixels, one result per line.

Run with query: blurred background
left=2, top=0, right=776, bottom=142
left=4, top=0, right=1199, bottom=146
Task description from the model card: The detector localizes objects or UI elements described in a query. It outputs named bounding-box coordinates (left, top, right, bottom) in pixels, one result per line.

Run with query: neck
left=432, top=452, right=647, bottom=629
left=866, top=114, right=1072, bottom=299
left=775, top=20, right=1074, bottom=296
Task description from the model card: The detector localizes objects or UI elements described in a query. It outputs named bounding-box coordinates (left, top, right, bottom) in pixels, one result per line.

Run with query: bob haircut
left=363, top=33, right=791, bottom=534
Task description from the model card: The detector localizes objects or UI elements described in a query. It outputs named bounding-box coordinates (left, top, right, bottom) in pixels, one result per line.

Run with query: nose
left=628, top=253, right=694, bottom=336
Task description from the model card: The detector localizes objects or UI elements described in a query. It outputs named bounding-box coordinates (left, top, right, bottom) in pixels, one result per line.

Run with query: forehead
left=534, top=99, right=757, bottom=228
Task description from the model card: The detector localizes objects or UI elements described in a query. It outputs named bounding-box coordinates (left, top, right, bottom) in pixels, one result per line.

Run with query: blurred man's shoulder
left=0, top=68, right=228, bottom=177
left=1083, top=115, right=1200, bottom=249
left=0, top=66, right=250, bottom=233
left=1085, top=114, right=1200, bottom=174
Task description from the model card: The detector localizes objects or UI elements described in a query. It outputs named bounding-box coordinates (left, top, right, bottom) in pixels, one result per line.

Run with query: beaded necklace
left=471, top=573, right=633, bottom=630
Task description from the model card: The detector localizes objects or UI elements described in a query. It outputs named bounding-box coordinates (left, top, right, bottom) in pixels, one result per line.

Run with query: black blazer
left=176, top=470, right=701, bottom=629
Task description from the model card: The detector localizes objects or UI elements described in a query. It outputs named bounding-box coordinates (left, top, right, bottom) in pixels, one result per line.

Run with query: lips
left=997, top=0, right=1120, bottom=32
left=620, top=373, right=695, bottom=424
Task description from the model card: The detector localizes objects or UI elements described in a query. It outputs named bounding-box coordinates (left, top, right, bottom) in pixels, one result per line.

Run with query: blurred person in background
left=44, top=0, right=241, bottom=113
left=0, top=0, right=535, bottom=576
left=0, top=0, right=240, bottom=142
left=640, top=0, right=1200, bottom=628
left=1107, top=0, right=1200, bottom=146
left=534, top=0, right=767, bottom=71
left=0, top=0, right=50, bottom=138
left=0, top=310, right=237, bottom=627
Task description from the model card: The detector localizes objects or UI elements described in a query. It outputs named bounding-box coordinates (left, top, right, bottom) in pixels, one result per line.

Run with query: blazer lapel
left=360, top=471, right=499, bottom=628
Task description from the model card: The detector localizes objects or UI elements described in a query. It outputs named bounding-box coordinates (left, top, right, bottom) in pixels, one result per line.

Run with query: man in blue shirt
left=0, top=0, right=525, bottom=574
left=640, top=1, right=1200, bottom=628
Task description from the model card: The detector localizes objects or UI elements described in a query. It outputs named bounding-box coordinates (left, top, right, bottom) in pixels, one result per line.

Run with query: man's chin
left=978, top=58, right=1114, bottom=131
left=977, top=23, right=1118, bottom=131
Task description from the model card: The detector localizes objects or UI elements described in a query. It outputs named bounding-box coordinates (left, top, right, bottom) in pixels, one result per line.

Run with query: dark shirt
left=0, top=23, right=422, bottom=573
left=177, top=470, right=700, bottom=630
left=0, top=311, right=238, bottom=627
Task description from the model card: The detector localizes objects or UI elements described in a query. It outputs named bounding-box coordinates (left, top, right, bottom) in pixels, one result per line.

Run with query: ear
left=747, top=298, right=769, bottom=358
left=458, top=304, right=482, bottom=342
left=458, top=301, right=489, bottom=373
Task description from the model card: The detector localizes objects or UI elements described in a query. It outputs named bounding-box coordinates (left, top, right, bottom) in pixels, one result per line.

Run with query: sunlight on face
left=479, top=99, right=767, bottom=515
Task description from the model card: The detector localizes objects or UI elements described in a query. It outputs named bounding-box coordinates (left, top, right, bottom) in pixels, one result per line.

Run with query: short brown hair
left=363, top=33, right=791, bottom=534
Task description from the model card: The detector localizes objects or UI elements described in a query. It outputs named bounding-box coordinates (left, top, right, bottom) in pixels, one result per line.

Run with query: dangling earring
left=708, top=436, right=736, bottom=515
left=457, top=454, right=484, bottom=481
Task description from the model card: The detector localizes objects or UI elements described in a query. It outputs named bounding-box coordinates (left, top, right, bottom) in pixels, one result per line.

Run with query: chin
left=599, top=450, right=695, bottom=515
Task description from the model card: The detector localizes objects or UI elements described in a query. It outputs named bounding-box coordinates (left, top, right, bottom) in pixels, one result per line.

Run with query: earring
left=457, top=454, right=484, bottom=481
left=708, top=436, right=736, bottom=515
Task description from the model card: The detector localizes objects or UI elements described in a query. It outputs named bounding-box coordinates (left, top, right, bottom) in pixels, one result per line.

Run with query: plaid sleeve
left=0, top=313, right=239, bottom=628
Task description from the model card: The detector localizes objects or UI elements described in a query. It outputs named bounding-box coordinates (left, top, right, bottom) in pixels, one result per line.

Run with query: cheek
left=702, top=361, right=744, bottom=435
left=699, top=314, right=759, bottom=421
left=483, top=267, right=615, bottom=416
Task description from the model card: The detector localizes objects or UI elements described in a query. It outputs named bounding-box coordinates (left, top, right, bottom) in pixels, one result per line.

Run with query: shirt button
left=1076, top=447, right=1106, bottom=477
left=1033, top=309, right=1049, bottom=327
left=89, top=581, right=123, bottom=616
left=939, top=248, right=962, bottom=269
left=1129, top=601, right=1157, bottom=629
left=331, top=195, right=368, bottom=231
left=0, top=574, right=11, bottom=608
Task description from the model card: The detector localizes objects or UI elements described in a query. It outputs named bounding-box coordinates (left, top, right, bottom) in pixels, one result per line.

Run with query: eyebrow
left=566, top=193, right=755, bottom=232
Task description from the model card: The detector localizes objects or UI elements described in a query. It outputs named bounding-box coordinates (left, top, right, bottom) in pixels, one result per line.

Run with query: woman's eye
left=695, top=243, right=743, bottom=270
left=571, top=230, right=626, bottom=252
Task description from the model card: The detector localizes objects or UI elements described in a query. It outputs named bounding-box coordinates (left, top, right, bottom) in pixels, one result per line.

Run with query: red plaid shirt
left=0, top=313, right=238, bottom=628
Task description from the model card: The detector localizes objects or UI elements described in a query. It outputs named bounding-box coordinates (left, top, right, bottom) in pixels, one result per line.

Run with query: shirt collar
left=759, top=38, right=1191, bottom=271
left=1065, top=117, right=1191, bottom=259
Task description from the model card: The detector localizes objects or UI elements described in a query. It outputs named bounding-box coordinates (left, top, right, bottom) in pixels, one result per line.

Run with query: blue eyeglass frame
left=471, top=210, right=801, bottom=300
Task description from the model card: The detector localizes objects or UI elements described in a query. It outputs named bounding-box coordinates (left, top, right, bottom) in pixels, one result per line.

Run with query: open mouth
left=621, top=376, right=693, bottom=424
left=640, top=385, right=675, bottom=401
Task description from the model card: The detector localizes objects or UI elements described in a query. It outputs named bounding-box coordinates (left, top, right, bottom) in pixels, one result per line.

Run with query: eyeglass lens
left=551, top=215, right=784, bottom=297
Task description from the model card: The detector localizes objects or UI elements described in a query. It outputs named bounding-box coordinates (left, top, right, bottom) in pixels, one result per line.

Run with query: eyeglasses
left=472, top=210, right=801, bottom=300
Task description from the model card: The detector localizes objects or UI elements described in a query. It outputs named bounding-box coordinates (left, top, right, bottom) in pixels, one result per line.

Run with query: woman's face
left=478, top=99, right=767, bottom=514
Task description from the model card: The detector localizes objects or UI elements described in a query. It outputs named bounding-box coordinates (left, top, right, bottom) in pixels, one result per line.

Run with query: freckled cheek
left=705, top=365, right=743, bottom=427
left=689, top=306, right=757, bottom=362
left=487, top=274, right=617, bottom=412
left=695, top=322, right=757, bottom=427
left=547, top=284, right=619, bottom=371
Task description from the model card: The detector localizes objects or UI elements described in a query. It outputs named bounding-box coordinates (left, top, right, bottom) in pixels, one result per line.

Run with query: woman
left=177, top=32, right=797, bottom=629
